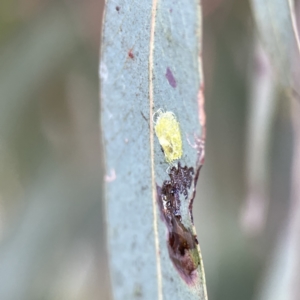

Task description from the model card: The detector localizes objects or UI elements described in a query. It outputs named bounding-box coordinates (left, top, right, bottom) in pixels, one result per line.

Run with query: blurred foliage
left=0, top=0, right=110, bottom=299
left=0, top=0, right=297, bottom=299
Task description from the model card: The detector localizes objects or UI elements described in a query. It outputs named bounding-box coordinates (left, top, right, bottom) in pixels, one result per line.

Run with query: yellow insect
left=154, top=110, right=183, bottom=163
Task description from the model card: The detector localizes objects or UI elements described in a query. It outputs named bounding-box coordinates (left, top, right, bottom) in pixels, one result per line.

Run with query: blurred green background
left=0, top=0, right=296, bottom=299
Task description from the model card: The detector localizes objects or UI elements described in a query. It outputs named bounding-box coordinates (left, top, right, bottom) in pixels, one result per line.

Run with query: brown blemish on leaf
left=188, top=165, right=202, bottom=223
left=157, top=163, right=200, bottom=284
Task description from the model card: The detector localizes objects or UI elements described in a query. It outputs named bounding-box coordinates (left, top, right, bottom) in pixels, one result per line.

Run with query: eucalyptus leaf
left=249, top=1, right=300, bottom=299
left=100, top=1, right=207, bottom=299
left=250, top=0, right=300, bottom=86
left=244, top=0, right=300, bottom=237
left=241, top=42, right=277, bottom=235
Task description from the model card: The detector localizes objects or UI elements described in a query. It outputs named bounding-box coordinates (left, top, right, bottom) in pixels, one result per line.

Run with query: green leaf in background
left=250, top=1, right=300, bottom=300
left=240, top=41, right=277, bottom=235
left=250, top=0, right=300, bottom=86
left=100, top=0, right=207, bottom=299
left=243, top=0, right=300, bottom=236
left=0, top=5, right=77, bottom=135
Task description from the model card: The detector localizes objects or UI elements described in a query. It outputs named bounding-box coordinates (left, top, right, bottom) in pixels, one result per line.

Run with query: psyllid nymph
left=154, top=110, right=182, bottom=163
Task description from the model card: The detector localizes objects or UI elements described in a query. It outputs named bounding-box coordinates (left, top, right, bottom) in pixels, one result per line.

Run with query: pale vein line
left=287, top=0, right=300, bottom=55
left=149, top=0, right=163, bottom=299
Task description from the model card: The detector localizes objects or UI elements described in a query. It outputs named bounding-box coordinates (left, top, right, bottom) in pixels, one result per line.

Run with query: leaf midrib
left=148, top=0, right=163, bottom=299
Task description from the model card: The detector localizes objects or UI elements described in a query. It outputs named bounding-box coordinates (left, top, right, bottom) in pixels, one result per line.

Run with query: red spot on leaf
left=166, top=67, right=177, bottom=88
left=128, top=49, right=134, bottom=59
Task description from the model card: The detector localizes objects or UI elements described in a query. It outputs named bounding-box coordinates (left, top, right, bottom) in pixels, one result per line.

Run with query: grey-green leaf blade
left=101, top=1, right=207, bottom=299
left=101, top=2, right=158, bottom=299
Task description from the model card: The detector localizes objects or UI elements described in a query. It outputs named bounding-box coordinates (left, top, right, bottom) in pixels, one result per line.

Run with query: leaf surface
left=100, top=1, right=207, bottom=299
